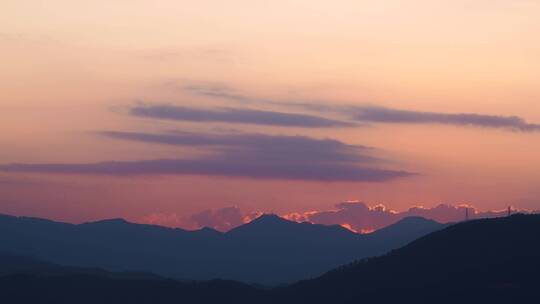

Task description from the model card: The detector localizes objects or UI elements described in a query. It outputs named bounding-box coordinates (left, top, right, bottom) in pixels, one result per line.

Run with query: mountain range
left=1, top=214, right=538, bottom=304
left=0, top=213, right=443, bottom=284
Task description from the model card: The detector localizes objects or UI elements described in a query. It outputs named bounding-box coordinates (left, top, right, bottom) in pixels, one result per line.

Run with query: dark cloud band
left=130, top=105, right=354, bottom=128
left=182, top=84, right=540, bottom=132
left=0, top=159, right=413, bottom=182
left=352, top=106, right=540, bottom=131
left=1, top=131, right=414, bottom=182
left=99, top=131, right=374, bottom=163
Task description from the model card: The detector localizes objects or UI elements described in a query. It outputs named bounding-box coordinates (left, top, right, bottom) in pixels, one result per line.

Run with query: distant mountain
left=0, top=213, right=444, bottom=284
left=366, top=216, right=443, bottom=240
left=276, top=214, right=540, bottom=303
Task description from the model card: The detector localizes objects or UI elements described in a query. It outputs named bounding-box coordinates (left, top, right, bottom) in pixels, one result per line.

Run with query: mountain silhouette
left=0, top=213, right=443, bottom=284
left=275, top=214, right=540, bottom=303
left=0, top=252, right=261, bottom=304
left=367, top=216, right=443, bottom=239
left=1, top=214, right=538, bottom=304
left=227, top=213, right=356, bottom=239
left=0, top=252, right=161, bottom=280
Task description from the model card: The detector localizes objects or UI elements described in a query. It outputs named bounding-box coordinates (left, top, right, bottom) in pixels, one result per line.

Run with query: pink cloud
left=189, top=206, right=260, bottom=232
left=140, top=202, right=533, bottom=233
left=140, top=206, right=261, bottom=232
left=293, top=202, right=530, bottom=233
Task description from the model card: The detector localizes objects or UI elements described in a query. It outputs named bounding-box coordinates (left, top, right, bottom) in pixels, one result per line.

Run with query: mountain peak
left=195, top=227, right=222, bottom=235
left=85, top=218, right=129, bottom=225
left=252, top=213, right=287, bottom=224
left=227, top=214, right=295, bottom=235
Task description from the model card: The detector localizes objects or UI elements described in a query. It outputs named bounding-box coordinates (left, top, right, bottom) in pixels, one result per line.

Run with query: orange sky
left=1, top=0, right=539, bottom=226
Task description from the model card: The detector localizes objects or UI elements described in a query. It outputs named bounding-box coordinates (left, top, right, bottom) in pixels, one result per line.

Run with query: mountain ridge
left=0, top=214, right=538, bottom=303
left=0, top=212, right=444, bottom=284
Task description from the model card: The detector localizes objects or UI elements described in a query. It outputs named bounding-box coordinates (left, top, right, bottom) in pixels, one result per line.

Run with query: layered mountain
left=276, top=214, right=540, bottom=303
left=0, top=213, right=443, bottom=284
left=1, top=214, right=538, bottom=304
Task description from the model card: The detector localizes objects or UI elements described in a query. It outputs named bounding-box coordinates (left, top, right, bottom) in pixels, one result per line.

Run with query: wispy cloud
left=350, top=106, right=540, bottom=131
left=182, top=84, right=540, bottom=132
left=0, top=131, right=414, bottom=182
left=130, top=105, right=354, bottom=128
left=183, top=85, right=255, bottom=103
left=100, top=131, right=374, bottom=163
left=0, top=159, right=413, bottom=182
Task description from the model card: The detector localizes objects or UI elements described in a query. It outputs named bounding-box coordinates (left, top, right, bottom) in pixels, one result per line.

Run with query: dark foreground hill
left=1, top=214, right=539, bottom=304
left=0, top=252, right=161, bottom=280
left=0, top=213, right=442, bottom=284
left=276, top=213, right=540, bottom=303
left=0, top=254, right=261, bottom=304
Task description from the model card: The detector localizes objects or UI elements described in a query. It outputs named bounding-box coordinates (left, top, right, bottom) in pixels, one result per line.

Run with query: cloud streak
left=0, top=158, right=411, bottom=182
left=0, top=157, right=413, bottom=182
left=351, top=106, right=540, bottom=131
left=182, top=84, right=540, bottom=132
left=183, top=85, right=255, bottom=103
left=100, top=131, right=374, bottom=163
left=1, top=132, right=414, bottom=182
left=130, top=105, right=354, bottom=128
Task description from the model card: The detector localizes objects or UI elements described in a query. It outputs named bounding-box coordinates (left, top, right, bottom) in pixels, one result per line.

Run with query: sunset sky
left=1, top=1, right=539, bottom=230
